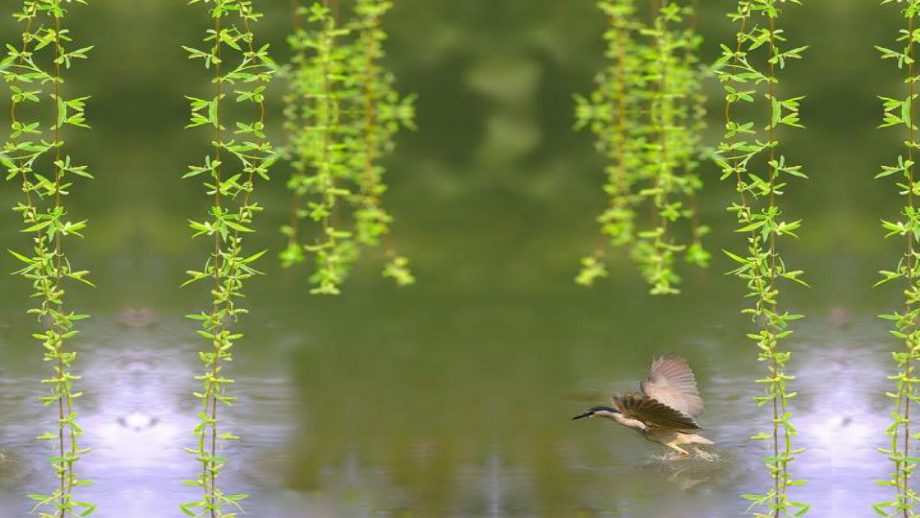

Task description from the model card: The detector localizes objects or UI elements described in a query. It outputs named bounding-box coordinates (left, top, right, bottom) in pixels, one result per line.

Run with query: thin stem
left=313, top=0, right=342, bottom=289
left=658, top=1, right=670, bottom=234
left=240, top=4, right=266, bottom=211
left=727, top=11, right=748, bottom=208
left=327, top=0, right=343, bottom=232
left=721, top=2, right=804, bottom=514
left=6, top=2, right=93, bottom=515
left=205, top=11, right=224, bottom=515
left=362, top=17, right=379, bottom=211
left=321, top=0, right=333, bottom=234
left=11, top=13, right=35, bottom=209
left=52, top=11, right=72, bottom=514
left=613, top=17, right=629, bottom=216
left=587, top=9, right=634, bottom=261
left=684, top=0, right=704, bottom=250
left=183, top=3, right=272, bottom=516
left=288, top=0, right=306, bottom=249
left=903, top=11, right=917, bottom=516
left=647, top=0, right=676, bottom=294
left=766, top=10, right=782, bottom=514
left=291, top=0, right=301, bottom=29
left=598, top=10, right=633, bottom=257
left=359, top=4, right=396, bottom=254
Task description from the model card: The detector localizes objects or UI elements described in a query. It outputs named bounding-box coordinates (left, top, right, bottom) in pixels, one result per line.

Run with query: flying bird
left=572, top=354, right=712, bottom=457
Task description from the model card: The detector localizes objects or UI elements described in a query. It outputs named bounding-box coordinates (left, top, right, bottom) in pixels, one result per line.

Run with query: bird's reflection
left=644, top=449, right=735, bottom=491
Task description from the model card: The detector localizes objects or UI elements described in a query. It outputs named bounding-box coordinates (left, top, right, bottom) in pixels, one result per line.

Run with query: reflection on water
left=0, top=291, right=901, bottom=516
left=0, top=312, right=298, bottom=516
left=793, top=319, right=892, bottom=517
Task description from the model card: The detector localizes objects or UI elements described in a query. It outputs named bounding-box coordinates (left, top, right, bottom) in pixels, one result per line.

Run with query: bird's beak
left=572, top=411, right=592, bottom=420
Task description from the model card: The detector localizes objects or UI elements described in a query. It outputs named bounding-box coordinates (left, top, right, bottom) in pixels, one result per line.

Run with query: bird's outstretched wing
left=612, top=392, right=701, bottom=431
left=640, top=354, right=704, bottom=419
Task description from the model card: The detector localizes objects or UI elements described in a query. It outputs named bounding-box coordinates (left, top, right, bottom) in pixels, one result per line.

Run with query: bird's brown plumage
left=639, top=354, right=704, bottom=419
left=610, top=392, right=701, bottom=431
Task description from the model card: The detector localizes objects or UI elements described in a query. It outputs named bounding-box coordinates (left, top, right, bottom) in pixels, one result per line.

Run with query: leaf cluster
left=874, top=1, right=920, bottom=516
left=280, top=0, right=415, bottom=295
left=180, top=1, right=274, bottom=516
left=2, top=1, right=96, bottom=515
left=575, top=0, right=710, bottom=295
left=714, top=1, right=809, bottom=515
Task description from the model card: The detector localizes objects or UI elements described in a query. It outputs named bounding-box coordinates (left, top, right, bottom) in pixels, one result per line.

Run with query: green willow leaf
left=573, top=0, right=709, bottom=294
left=281, top=0, right=415, bottom=291
left=2, top=0, right=95, bottom=514
left=182, top=1, right=274, bottom=517
left=876, top=1, right=920, bottom=516
left=714, top=0, right=809, bottom=514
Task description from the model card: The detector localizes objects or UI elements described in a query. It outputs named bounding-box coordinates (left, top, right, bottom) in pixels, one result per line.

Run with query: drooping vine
left=633, top=0, right=685, bottom=295
left=675, top=0, right=710, bottom=269
left=714, top=0, right=809, bottom=516
left=2, top=1, right=96, bottom=516
left=875, top=1, right=920, bottom=515
left=280, top=0, right=415, bottom=295
left=181, top=1, right=274, bottom=516
left=575, top=0, right=708, bottom=295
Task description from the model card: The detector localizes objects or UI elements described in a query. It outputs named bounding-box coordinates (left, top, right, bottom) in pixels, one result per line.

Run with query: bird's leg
left=665, top=443, right=690, bottom=458
left=690, top=446, right=718, bottom=461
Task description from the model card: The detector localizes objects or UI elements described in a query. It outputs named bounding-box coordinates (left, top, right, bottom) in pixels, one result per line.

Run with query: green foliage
left=575, top=0, right=709, bottom=295
left=875, top=1, right=920, bottom=515
left=2, top=1, right=96, bottom=516
left=181, top=1, right=274, bottom=516
left=714, top=0, right=809, bottom=515
left=280, top=0, right=416, bottom=295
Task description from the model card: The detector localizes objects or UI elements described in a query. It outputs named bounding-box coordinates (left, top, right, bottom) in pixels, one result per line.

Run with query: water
left=0, top=277, right=902, bottom=517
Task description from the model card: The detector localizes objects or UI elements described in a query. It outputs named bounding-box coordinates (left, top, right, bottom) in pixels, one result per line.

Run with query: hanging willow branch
left=632, top=0, right=685, bottom=295
left=181, top=1, right=274, bottom=516
left=677, top=0, right=710, bottom=269
left=875, top=1, right=920, bottom=515
left=575, top=0, right=708, bottom=295
left=353, top=0, right=416, bottom=287
left=281, top=0, right=415, bottom=295
left=714, top=0, right=809, bottom=516
left=2, top=1, right=96, bottom=516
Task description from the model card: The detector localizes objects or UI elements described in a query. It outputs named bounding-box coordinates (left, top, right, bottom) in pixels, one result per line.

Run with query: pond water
left=0, top=272, right=902, bottom=517
left=0, top=0, right=910, bottom=516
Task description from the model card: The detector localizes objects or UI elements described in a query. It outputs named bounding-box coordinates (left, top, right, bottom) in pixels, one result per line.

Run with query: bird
left=572, top=354, right=713, bottom=457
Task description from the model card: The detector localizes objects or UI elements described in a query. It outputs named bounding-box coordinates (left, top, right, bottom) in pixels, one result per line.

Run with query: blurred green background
left=0, top=1, right=911, bottom=517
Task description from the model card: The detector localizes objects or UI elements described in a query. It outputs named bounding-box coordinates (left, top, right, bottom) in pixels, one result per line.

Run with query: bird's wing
left=611, top=392, right=701, bottom=431
left=639, top=354, right=704, bottom=418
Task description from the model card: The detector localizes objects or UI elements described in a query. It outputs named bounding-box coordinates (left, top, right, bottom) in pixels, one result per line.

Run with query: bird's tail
left=687, top=434, right=713, bottom=446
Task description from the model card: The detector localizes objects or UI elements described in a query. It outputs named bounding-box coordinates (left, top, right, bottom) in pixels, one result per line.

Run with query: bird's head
left=572, top=406, right=619, bottom=420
